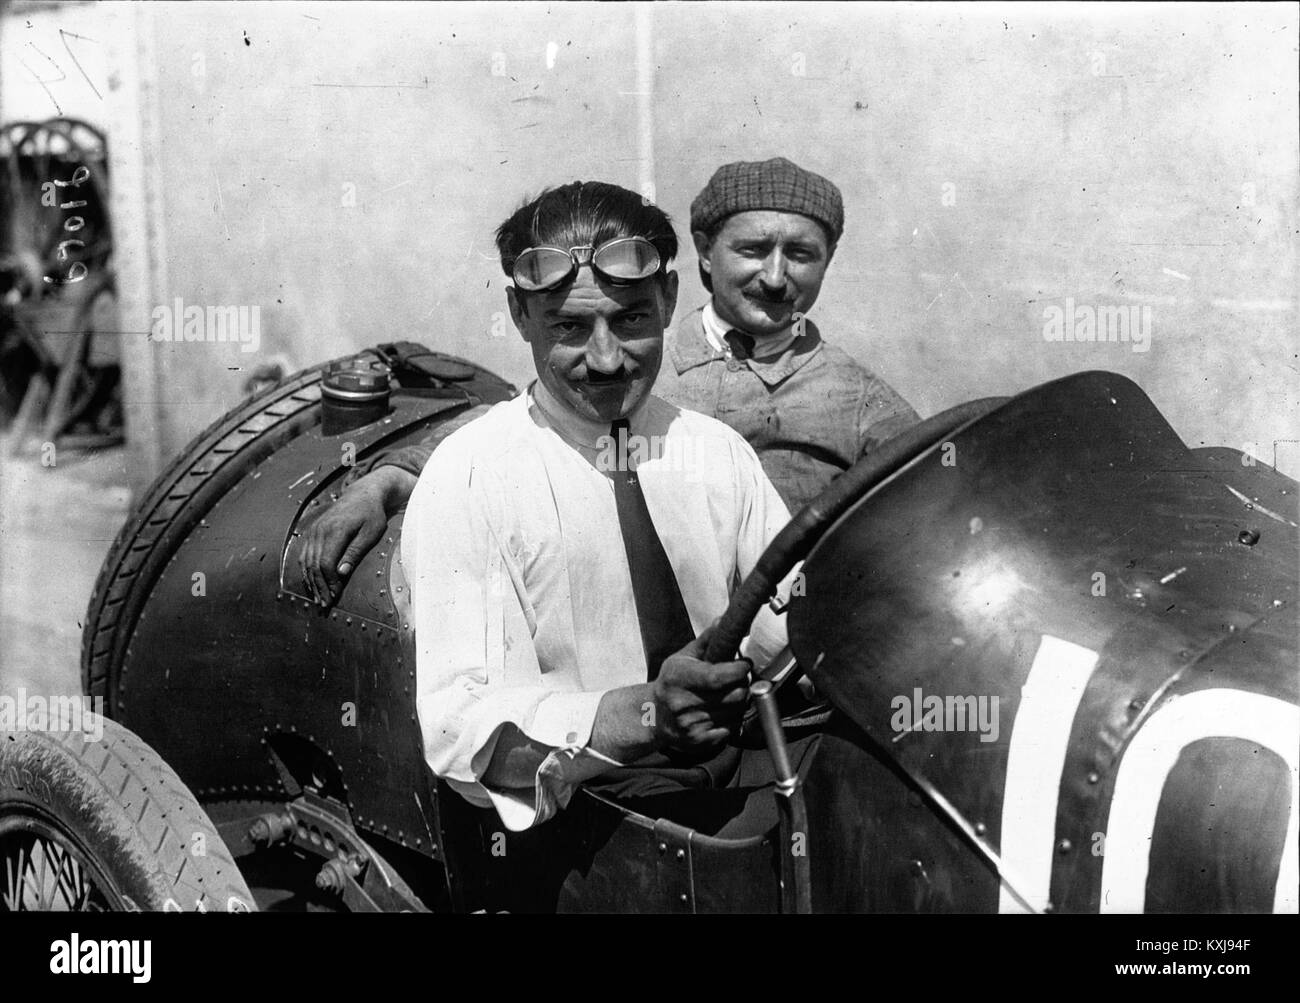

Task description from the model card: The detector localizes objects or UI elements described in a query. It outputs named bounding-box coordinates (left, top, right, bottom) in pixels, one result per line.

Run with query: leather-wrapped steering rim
left=705, top=396, right=1009, bottom=665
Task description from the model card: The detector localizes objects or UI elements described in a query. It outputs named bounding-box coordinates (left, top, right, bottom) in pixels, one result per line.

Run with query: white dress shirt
left=701, top=301, right=803, bottom=360
left=402, top=381, right=796, bottom=831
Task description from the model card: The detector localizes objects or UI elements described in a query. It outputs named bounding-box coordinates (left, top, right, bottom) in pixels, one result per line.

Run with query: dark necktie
left=724, top=330, right=755, bottom=360
left=609, top=419, right=695, bottom=680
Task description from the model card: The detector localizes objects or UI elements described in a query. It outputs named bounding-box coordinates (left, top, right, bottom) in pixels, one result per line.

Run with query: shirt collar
left=699, top=301, right=731, bottom=354
left=701, top=301, right=800, bottom=360
left=528, top=378, right=650, bottom=450
left=670, top=304, right=825, bottom=387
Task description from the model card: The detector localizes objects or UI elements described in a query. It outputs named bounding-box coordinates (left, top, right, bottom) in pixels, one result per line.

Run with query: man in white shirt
left=402, top=181, right=797, bottom=833
left=301, top=158, right=917, bottom=602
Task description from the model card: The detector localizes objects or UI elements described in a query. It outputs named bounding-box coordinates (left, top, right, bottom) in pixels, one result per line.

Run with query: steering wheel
left=715, top=398, right=1009, bottom=745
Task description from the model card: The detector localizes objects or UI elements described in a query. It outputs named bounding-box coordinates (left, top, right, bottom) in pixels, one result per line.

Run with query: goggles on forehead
left=511, top=236, right=662, bottom=293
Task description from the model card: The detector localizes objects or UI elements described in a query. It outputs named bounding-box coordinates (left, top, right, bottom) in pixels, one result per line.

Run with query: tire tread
left=1, top=719, right=254, bottom=911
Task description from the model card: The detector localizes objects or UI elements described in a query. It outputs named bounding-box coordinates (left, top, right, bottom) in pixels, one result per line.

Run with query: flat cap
left=689, top=156, right=844, bottom=243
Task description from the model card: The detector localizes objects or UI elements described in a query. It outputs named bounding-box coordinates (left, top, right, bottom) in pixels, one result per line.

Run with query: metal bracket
left=236, top=792, right=429, bottom=912
left=652, top=817, right=696, bottom=913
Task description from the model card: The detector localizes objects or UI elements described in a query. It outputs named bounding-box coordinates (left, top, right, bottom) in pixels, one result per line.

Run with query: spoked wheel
left=0, top=812, right=120, bottom=911
left=0, top=716, right=256, bottom=912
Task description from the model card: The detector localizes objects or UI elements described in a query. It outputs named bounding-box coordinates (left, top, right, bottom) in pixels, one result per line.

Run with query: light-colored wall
left=4, top=1, right=1296, bottom=482
left=650, top=3, right=1298, bottom=473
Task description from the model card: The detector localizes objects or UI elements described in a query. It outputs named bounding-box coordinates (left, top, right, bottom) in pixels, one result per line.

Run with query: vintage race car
left=2, top=343, right=1296, bottom=912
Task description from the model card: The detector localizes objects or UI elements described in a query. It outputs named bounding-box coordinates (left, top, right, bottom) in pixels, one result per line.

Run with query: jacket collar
left=669, top=304, right=824, bottom=388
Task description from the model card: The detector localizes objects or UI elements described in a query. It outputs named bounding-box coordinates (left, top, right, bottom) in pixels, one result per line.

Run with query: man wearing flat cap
left=301, top=157, right=918, bottom=602
left=655, top=156, right=918, bottom=513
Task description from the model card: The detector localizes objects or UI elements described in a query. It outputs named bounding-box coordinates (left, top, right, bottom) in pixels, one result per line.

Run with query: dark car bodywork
left=80, top=344, right=1298, bottom=913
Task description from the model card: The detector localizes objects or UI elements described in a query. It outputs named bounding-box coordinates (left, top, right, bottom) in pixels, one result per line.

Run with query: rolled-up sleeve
left=401, top=438, right=618, bottom=831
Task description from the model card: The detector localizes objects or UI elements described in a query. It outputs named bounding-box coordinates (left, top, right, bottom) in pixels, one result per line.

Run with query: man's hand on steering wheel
left=651, top=624, right=752, bottom=753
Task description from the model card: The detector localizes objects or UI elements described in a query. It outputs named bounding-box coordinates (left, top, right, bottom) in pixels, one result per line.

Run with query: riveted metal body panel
left=791, top=371, right=1298, bottom=913
left=91, top=346, right=514, bottom=869
left=79, top=362, right=1296, bottom=913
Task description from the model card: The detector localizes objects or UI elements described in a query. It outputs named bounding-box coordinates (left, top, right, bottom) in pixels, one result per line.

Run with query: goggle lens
left=592, top=237, right=661, bottom=281
left=513, top=248, right=575, bottom=291
left=513, top=237, right=661, bottom=292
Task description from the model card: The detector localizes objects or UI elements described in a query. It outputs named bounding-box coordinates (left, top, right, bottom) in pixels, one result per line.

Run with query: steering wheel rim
left=718, top=397, right=1009, bottom=738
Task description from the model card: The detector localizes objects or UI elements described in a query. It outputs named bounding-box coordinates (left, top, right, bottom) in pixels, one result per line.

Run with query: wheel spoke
left=45, top=840, right=81, bottom=910
left=13, top=845, right=35, bottom=909
left=1, top=831, right=110, bottom=912
left=2, top=843, right=26, bottom=911
left=23, top=837, right=50, bottom=910
left=16, top=844, right=35, bottom=910
left=36, top=839, right=57, bottom=910
left=65, top=851, right=98, bottom=911
left=69, top=857, right=91, bottom=911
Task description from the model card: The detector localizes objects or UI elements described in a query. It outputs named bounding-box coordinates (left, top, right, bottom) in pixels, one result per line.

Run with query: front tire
left=0, top=716, right=254, bottom=911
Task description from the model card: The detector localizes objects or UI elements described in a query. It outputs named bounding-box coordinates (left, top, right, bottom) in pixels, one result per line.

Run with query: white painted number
left=997, top=636, right=1299, bottom=914
left=997, top=635, right=1099, bottom=913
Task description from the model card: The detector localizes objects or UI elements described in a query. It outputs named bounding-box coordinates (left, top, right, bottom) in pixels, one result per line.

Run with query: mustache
left=581, top=368, right=632, bottom=384
left=747, top=287, right=794, bottom=304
